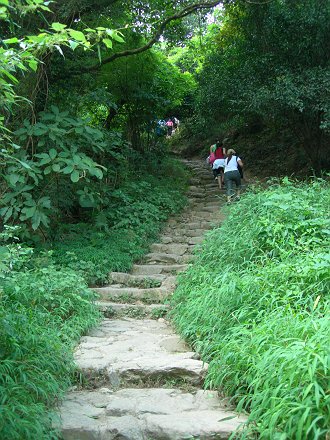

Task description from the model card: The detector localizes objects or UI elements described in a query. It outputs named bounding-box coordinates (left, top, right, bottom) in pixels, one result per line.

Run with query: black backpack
left=236, top=156, right=244, bottom=178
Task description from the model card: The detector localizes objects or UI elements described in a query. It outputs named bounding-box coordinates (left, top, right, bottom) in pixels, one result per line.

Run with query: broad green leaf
left=69, top=40, right=79, bottom=51
left=62, top=165, right=74, bottom=174
left=20, top=206, right=36, bottom=219
left=112, top=32, right=124, bottom=43
left=0, top=246, right=9, bottom=258
left=79, top=195, right=96, bottom=208
left=49, top=148, right=57, bottom=159
left=52, top=164, right=61, bottom=172
left=51, top=22, right=67, bottom=32
left=39, top=157, right=51, bottom=165
left=8, top=174, right=20, bottom=186
left=39, top=196, right=51, bottom=208
left=69, top=30, right=86, bottom=42
left=33, top=127, right=48, bottom=135
left=28, top=59, right=38, bottom=71
left=3, top=37, right=19, bottom=44
left=31, top=211, right=41, bottom=230
left=92, top=168, right=103, bottom=179
left=103, top=38, right=112, bottom=49
left=70, top=170, right=80, bottom=182
left=3, top=207, right=13, bottom=222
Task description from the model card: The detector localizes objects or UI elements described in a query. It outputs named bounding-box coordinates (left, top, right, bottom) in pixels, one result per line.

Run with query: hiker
left=210, top=141, right=226, bottom=189
left=156, top=119, right=166, bottom=136
left=166, top=118, right=174, bottom=136
left=173, top=117, right=180, bottom=132
left=223, top=148, right=243, bottom=203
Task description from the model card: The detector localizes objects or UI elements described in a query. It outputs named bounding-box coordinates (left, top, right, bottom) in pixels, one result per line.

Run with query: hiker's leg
left=233, top=172, right=241, bottom=198
left=220, top=168, right=224, bottom=187
left=216, top=169, right=222, bottom=189
left=224, top=172, right=233, bottom=202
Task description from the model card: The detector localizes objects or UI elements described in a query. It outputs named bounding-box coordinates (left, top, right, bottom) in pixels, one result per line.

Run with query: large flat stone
left=132, top=263, right=188, bottom=275
left=59, top=388, right=247, bottom=440
left=150, top=243, right=189, bottom=255
left=109, top=272, right=166, bottom=287
left=92, top=286, right=170, bottom=302
left=145, top=252, right=194, bottom=264
left=74, top=319, right=207, bottom=385
left=97, top=302, right=169, bottom=319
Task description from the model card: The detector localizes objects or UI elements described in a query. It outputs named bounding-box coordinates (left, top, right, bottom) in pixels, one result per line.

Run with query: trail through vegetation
left=0, top=0, right=329, bottom=438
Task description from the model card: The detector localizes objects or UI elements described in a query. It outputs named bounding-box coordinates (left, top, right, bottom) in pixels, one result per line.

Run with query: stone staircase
left=57, top=159, right=247, bottom=440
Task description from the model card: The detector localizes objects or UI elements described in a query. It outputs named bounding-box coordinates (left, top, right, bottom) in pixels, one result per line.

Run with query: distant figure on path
left=166, top=119, right=174, bottom=136
left=223, top=148, right=243, bottom=203
left=173, top=117, right=180, bottom=132
left=211, top=141, right=226, bottom=189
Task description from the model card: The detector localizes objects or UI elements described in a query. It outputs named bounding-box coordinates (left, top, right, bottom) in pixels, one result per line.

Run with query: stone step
left=93, top=286, right=170, bottom=303
left=164, top=226, right=214, bottom=237
left=74, top=318, right=207, bottom=387
left=159, top=231, right=205, bottom=243
left=58, top=388, right=247, bottom=440
left=150, top=243, right=189, bottom=255
left=145, top=252, right=194, bottom=264
left=132, top=263, right=188, bottom=275
left=109, top=272, right=165, bottom=288
left=187, top=236, right=204, bottom=245
left=162, top=221, right=212, bottom=233
left=97, top=301, right=170, bottom=319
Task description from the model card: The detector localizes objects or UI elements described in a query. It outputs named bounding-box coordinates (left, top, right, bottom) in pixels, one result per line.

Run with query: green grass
left=171, top=177, right=330, bottom=439
left=0, top=266, right=100, bottom=439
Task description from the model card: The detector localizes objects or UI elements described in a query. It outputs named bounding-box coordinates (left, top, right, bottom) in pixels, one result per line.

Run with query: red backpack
left=209, top=152, right=216, bottom=164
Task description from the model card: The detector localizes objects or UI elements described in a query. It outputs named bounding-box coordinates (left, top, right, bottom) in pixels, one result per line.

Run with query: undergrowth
left=171, top=177, right=330, bottom=439
left=0, top=157, right=188, bottom=439
left=48, top=159, right=188, bottom=285
left=0, top=238, right=100, bottom=439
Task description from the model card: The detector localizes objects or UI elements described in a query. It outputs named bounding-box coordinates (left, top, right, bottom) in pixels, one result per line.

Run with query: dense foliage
left=174, top=0, right=330, bottom=173
left=0, top=0, right=197, bottom=237
left=49, top=159, right=188, bottom=285
left=171, top=179, right=330, bottom=438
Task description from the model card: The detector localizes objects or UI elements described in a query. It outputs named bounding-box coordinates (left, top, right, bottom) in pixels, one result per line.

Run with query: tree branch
left=83, top=0, right=223, bottom=72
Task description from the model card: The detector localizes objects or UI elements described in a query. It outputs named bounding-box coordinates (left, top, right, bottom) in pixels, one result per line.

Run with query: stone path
left=58, top=159, right=247, bottom=439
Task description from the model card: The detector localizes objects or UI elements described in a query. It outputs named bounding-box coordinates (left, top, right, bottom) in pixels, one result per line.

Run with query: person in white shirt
left=223, top=148, right=243, bottom=203
left=212, top=158, right=226, bottom=189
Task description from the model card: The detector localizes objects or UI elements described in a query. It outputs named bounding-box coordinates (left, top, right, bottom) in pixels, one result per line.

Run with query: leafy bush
left=1, top=107, right=108, bottom=235
left=171, top=178, right=330, bottom=439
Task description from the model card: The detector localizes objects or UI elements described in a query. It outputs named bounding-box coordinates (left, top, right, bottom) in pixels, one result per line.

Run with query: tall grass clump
left=0, top=229, right=100, bottom=439
left=171, top=178, right=330, bottom=439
